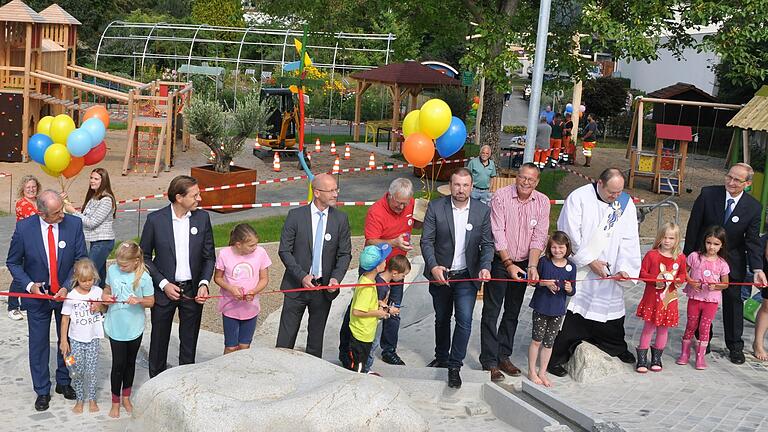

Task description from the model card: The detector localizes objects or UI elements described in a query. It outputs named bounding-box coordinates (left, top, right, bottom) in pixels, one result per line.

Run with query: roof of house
left=656, top=124, right=693, bottom=141
left=647, top=82, right=717, bottom=102
left=350, top=61, right=460, bottom=87
left=0, top=0, right=46, bottom=23
left=39, top=4, right=81, bottom=25
left=727, top=86, right=768, bottom=132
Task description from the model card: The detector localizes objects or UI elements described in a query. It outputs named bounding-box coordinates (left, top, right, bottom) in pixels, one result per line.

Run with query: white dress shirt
left=310, top=202, right=329, bottom=278
left=450, top=199, right=470, bottom=271
left=725, top=190, right=743, bottom=211
left=27, top=219, right=59, bottom=292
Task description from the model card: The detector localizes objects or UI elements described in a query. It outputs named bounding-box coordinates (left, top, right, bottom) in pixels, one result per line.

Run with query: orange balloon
left=83, top=105, right=110, bottom=129
left=61, top=156, right=85, bottom=179
left=402, top=132, right=435, bottom=169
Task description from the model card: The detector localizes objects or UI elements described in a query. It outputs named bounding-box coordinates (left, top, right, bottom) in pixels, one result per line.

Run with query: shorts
left=531, top=310, right=565, bottom=348
left=223, top=315, right=258, bottom=347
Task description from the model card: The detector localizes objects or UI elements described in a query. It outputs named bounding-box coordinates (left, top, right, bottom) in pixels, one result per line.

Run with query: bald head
left=597, top=168, right=625, bottom=203
left=37, top=189, right=65, bottom=224
left=312, top=173, right=338, bottom=210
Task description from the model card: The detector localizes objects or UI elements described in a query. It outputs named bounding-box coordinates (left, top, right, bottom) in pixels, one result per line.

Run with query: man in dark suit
left=7, top=190, right=87, bottom=411
left=277, top=173, right=352, bottom=358
left=140, top=175, right=215, bottom=378
left=421, top=168, right=494, bottom=388
left=684, top=163, right=767, bottom=364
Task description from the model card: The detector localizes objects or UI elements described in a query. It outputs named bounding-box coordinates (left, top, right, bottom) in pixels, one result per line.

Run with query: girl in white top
left=59, top=259, right=105, bottom=414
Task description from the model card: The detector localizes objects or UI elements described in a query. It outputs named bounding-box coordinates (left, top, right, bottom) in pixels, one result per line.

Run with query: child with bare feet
left=60, top=259, right=105, bottom=414
left=528, top=231, right=576, bottom=387
left=102, top=242, right=155, bottom=418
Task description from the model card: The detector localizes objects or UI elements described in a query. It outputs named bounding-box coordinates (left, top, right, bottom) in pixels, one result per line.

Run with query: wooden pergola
left=350, top=61, right=461, bottom=144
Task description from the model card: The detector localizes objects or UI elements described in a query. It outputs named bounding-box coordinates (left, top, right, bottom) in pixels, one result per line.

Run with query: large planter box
left=191, top=165, right=257, bottom=214
left=413, top=148, right=466, bottom=181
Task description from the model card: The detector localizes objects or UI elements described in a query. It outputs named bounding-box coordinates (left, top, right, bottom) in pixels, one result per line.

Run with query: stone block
left=132, top=347, right=428, bottom=432
left=565, top=342, right=630, bottom=384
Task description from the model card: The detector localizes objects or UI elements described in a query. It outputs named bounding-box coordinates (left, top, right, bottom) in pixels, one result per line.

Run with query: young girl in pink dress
left=635, top=222, right=687, bottom=373
left=677, top=226, right=729, bottom=370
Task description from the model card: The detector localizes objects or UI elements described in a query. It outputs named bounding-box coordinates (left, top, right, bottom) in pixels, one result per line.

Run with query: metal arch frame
left=140, top=22, right=165, bottom=74
left=233, top=26, right=254, bottom=108
left=280, top=28, right=291, bottom=75
left=94, top=20, right=121, bottom=70
left=186, top=24, right=208, bottom=80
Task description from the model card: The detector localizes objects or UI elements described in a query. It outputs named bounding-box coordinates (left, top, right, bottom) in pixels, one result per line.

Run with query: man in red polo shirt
left=338, top=178, right=415, bottom=367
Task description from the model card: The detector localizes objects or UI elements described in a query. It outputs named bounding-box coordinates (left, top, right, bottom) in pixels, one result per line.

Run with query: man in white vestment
left=547, top=168, right=641, bottom=377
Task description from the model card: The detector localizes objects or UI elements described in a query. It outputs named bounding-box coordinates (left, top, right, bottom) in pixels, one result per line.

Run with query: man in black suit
left=421, top=168, right=494, bottom=388
left=140, top=175, right=215, bottom=377
left=684, top=163, right=767, bottom=364
left=276, top=173, right=352, bottom=358
left=7, top=190, right=87, bottom=411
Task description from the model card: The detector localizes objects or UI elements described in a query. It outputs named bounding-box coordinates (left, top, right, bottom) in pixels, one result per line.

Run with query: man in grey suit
left=421, top=168, right=494, bottom=388
left=277, top=173, right=352, bottom=358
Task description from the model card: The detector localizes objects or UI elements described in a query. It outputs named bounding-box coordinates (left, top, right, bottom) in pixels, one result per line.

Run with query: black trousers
left=479, top=258, right=527, bottom=368
left=149, top=297, right=203, bottom=378
left=549, top=310, right=629, bottom=367
left=109, top=335, right=142, bottom=397
left=348, top=336, right=373, bottom=373
left=276, top=291, right=332, bottom=358
left=338, top=281, right=402, bottom=356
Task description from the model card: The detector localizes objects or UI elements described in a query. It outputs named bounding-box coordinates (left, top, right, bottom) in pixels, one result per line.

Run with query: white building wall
left=616, top=34, right=720, bottom=96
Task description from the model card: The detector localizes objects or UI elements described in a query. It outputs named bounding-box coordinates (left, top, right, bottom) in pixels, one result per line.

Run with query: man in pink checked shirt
left=480, top=162, right=550, bottom=383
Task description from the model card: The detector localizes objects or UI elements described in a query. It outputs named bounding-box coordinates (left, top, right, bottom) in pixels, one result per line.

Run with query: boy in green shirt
left=348, top=244, right=393, bottom=372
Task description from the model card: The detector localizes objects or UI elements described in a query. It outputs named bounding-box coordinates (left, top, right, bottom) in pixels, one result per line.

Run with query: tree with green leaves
left=582, top=77, right=629, bottom=120
left=191, top=0, right=245, bottom=28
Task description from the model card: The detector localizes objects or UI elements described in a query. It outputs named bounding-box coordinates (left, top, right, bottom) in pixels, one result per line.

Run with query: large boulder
left=565, top=342, right=630, bottom=383
left=132, top=346, right=429, bottom=432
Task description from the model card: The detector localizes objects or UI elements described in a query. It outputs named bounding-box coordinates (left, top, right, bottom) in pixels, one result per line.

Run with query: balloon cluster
left=468, top=96, right=480, bottom=118
left=401, top=99, right=467, bottom=168
left=564, top=103, right=586, bottom=116
left=29, top=106, right=109, bottom=179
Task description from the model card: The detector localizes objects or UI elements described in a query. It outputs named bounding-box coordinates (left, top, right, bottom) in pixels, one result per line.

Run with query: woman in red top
left=15, top=175, right=40, bottom=221
left=8, top=174, right=41, bottom=321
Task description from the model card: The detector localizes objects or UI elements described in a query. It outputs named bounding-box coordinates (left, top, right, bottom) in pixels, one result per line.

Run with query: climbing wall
left=0, top=92, right=23, bottom=162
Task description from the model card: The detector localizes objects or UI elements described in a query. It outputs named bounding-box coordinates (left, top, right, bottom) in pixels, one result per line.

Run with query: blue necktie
left=724, top=198, right=735, bottom=225
left=312, top=211, right=325, bottom=276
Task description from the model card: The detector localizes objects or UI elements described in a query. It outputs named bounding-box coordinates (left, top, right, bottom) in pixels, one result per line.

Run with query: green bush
left=503, top=125, right=526, bottom=135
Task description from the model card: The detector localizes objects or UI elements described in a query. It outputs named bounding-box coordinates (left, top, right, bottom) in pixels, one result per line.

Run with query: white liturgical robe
left=557, top=183, right=641, bottom=322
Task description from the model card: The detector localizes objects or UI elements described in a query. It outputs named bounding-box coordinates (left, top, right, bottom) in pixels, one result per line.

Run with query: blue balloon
left=29, top=133, right=53, bottom=164
left=67, top=128, right=93, bottom=157
left=435, top=117, right=467, bottom=158
left=81, top=118, right=106, bottom=147
left=565, top=103, right=574, bottom=114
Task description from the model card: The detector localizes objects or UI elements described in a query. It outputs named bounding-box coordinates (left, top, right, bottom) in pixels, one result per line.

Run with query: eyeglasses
left=725, top=174, right=747, bottom=184
left=315, top=188, right=340, bottom=193
left=517, top=176, right=538, bottom=184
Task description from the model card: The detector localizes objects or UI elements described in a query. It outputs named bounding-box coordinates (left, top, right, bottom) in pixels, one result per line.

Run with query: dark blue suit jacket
left=6, top=214, right=88, bottom=308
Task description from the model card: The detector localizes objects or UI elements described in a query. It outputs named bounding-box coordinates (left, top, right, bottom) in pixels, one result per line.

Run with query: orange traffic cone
left=344, top=144, right=351, bottom=160
left=272, top=152, right=281, bottom=172
left=315, top=138, right=321, bottom=153
left=368, top=152, right=376, bottom=168
left=332, top=156, right=340, bottom=174
left=330, top=140, right=337, bottom=155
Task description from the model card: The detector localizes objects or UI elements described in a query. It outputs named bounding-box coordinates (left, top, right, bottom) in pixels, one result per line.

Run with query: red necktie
left=47, top=225, right=59, bottom=294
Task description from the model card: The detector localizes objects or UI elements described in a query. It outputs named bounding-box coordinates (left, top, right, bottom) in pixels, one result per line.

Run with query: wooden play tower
left=0, top=0, right=191, bottom=175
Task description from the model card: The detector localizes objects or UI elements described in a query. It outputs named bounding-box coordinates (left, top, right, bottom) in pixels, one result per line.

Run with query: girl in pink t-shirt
left=677, top=226, right=730, bottom=370
left=214, top=224, right=271, bottom=354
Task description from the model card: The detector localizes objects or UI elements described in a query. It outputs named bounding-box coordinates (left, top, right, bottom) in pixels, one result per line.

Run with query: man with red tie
left=7, top=190, right=88, bottom=411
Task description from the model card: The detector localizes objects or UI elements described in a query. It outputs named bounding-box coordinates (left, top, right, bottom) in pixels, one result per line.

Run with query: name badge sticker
left=58, top=240, right=66, bottom=249
left=324, top=233, right=332, bottom=241
left=703, top=269, right=712, bottom=277
left=732, top=215, right=739, bottom=223
left=672, top=263, right=679, bottom=270
left=190, top=227, right=198, bottom=235
left=530, top=219, right=537, bottom=227
left=466, top=223, right=473, bottom=231
left=566, top=264, right=573, bottom=272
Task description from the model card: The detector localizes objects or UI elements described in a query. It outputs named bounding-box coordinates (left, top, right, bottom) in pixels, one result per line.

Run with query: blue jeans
left=380, top=282, right=403, bottom=356
left=429, top=280, right=478, bottom=369
left=471, top=188, right=491, bottom=205
left=89, top=239, right=115, bottom=286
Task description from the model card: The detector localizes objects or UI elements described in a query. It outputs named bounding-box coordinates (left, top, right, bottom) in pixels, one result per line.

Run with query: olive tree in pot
left=185, top=92, right=274, bottom=212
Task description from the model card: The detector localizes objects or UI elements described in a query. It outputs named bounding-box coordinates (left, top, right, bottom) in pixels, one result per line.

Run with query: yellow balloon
left=39, top=164, right=60, bottom=178
left=402, top=110, right=421, bottom=138
left=44, top=143, right=71, bottom=173
left=419, top=99, right=452, bottom=139
left=49, top=114, right=76, bottom=144
left=37, top=116, right=55, bottom=136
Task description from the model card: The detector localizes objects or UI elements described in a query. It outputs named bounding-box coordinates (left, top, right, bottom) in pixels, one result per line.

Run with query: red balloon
left=62, top=156, right=85, bottom=179
left=402, top=132, right=435, bottom=169
left=84, top=142, right=107, bottom=166
left=473, top=96, right=480, bottom=104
